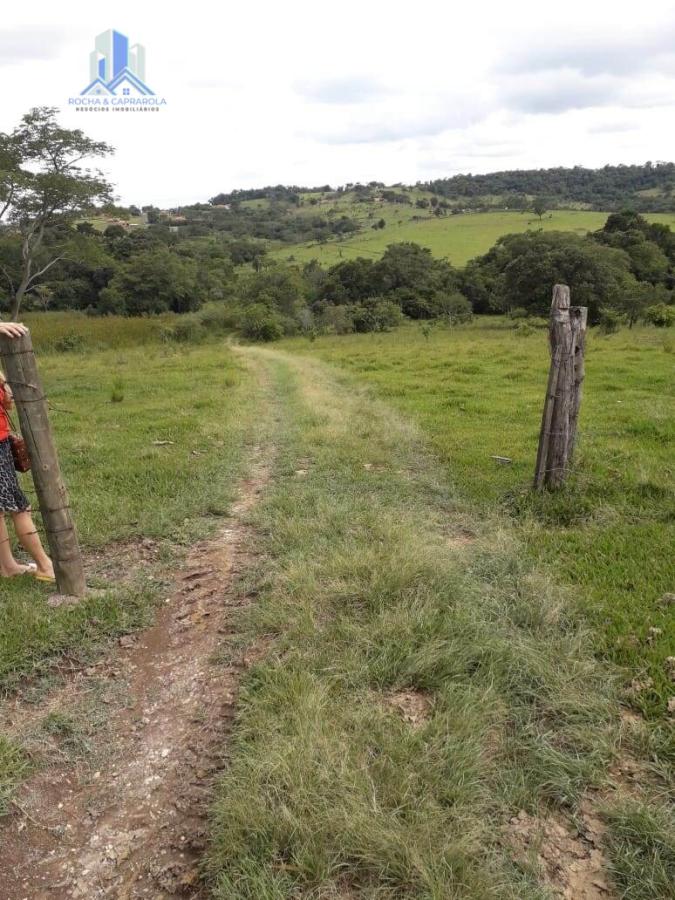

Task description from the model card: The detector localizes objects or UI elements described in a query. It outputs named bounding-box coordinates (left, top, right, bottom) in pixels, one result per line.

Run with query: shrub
left=160, top=315, right=207, bottom=344
left=351, top=298, right=403, bottom=333
left=198, top=303, right=241, bottom=333
left=52, top=332, right=86, bottom=353
left=598, top=307, right=623, bottom=334
left=644, top=303, right=675, bottom=327
left=444, top=293, right=473, bottom=324
left=316, top=304, right=356, bottom=335
left=172, top=316, right=207, bottom=343
left=240, top=304, right=284, bottom=342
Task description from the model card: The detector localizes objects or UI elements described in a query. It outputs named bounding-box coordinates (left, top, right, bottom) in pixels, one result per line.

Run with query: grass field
left=1, top=316, right=673, bottom=896
left=272, top=210, right=675, bottom=267
left=283, top=321, right=675, bottom=723
left=0, top=333, right=260, bottom=686
left=206, top=346, right=672, bottom=899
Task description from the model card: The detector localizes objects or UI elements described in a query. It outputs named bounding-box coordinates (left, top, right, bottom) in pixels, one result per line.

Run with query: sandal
left=33, top=571, right=56, bottom=583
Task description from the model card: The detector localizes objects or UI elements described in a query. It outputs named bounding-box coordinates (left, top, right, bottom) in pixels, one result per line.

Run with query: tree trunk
left=11, top=282, right=28, bottom=320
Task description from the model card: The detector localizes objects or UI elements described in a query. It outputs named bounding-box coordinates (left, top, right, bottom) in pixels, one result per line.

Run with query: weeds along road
left=1, top=345, right=672, bottom=899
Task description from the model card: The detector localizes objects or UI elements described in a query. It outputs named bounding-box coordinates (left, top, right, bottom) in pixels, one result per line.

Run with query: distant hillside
left=203, top=164, right=675, bottom=215
left=421, top=163, right=675, bottom=211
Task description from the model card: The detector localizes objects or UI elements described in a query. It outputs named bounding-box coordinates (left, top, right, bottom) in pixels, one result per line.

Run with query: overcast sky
left=1, top=0, right=674, bottom=206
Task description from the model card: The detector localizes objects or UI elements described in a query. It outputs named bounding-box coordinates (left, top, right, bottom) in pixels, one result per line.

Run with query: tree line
left=422, top=163, right=675, bottom=212
left=1, top=109, right=673, bottom=333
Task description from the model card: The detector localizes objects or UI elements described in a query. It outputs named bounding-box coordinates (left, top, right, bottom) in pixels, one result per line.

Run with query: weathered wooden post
left=568, top=305, right=588, bottom=462
left=534, top=285, right=587, bottom=490
left=0, top=330, right=86, bottom=596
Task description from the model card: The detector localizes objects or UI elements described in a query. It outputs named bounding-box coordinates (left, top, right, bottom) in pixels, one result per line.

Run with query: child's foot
left=1, top=563, right=37, bottom=577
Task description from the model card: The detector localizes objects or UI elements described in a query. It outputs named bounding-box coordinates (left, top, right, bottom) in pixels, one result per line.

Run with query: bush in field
left=598, top=307, right=623, bottom=334
left=314, top=302, right=356, bottom=335
left=52, top=332, right=87, bottom=353
left=644, top=303, right=675, bottom=327
left=351, top=298, right=403, bottom=333
left=99, top=247, right=201, bottom=315
left=240, top=303, right=284, bottom=342
left=198, top=302, right=241, bottom=333
left=162, top=315, right=207, bottom=343
left=443, top=292, right=473, bottom=324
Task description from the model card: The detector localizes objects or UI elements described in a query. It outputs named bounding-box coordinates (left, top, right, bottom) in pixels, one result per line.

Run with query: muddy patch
left=506, top=799, right=614, bottom=899
left=0, top=450, right=271, bottom=899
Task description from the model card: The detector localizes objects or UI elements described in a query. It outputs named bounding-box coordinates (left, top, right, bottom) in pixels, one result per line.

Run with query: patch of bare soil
left=385, top=690, right=432, bottom=729
left=0, top=449, right=271, bottom=900
left=506, top=798, right=614, bottom=899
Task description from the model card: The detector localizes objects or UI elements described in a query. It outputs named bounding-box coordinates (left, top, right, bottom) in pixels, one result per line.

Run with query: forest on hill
left=421, top=162, right=675, bottom=210
left=1, top=111, right=674, bottom=336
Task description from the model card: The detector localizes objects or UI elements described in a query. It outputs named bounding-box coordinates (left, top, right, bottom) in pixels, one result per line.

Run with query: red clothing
left=0, top=384, right=10, bottom=442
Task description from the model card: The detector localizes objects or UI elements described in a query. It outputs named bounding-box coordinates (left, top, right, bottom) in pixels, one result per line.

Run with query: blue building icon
left=81, top=30, right=154, bottom=96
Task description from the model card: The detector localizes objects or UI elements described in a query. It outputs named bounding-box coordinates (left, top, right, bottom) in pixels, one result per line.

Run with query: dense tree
left=463, top=231, right=636, bottom=321
left=0, top=107, right=113, bottom=317
left=99, top=247, right=200, bottom=315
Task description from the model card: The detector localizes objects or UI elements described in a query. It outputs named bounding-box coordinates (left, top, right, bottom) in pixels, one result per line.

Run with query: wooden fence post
left=533, top=285, right=587, bottom=490
left=0, top=330, right=86, bottom=596
left=568, top=305, right=588, bottom=462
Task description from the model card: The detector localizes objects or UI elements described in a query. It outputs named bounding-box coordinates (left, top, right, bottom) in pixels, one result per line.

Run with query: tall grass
left=285, top=321, right=675, bottom=722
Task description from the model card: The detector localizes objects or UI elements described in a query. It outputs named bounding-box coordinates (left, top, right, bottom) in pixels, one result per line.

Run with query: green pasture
left=284, top=320, right=675, bottom=721
left=273, top=210, right=675, bottom=266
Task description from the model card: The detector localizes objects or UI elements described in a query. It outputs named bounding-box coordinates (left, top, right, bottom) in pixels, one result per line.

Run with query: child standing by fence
left=0, top=322, right=54, bottom=582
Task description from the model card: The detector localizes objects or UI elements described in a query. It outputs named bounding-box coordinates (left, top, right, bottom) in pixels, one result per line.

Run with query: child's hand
left=0, top=323, right=28, bottom=338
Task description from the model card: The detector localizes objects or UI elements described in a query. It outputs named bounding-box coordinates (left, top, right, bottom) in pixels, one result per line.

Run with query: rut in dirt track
left=0, top=446, right=272, bottom=900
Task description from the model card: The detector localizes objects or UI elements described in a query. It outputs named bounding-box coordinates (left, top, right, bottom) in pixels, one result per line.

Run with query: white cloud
left=0, top=25, right=75, bottom=65
left=0, top=0, right=673, bottom=205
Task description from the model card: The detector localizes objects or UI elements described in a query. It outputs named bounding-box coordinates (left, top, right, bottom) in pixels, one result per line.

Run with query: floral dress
left=0, top=383, right=30, bottom=512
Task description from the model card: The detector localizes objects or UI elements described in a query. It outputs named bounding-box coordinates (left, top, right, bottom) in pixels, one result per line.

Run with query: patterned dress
left=0, top=384, right=30, bottom=513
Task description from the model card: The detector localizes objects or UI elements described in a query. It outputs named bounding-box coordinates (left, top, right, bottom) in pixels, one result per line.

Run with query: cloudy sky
left=1, top=0, right=674, bottom=206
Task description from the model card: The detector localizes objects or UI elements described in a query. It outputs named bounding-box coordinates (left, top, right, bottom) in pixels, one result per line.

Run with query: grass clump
left=604, top=799, right=675, bottom=900
left=0, top=737, right=32, bottom=816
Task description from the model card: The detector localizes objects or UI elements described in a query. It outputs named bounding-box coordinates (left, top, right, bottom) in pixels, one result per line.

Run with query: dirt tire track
left=0, top=446, right=272, bottom=900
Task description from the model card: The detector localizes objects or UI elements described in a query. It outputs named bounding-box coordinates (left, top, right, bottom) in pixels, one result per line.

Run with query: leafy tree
left=0, top=107, right=113, bottom=317
left=239, top=303, right=283, bottom=341
left=644, top=303, right=675, bottom=327
left=350, top=298, right=403, bottom=332
left=464, top=231, right=634, bottom=321
left=104, top=224, right=126, bottom=240
left=322, top=257, right=381, bottom=304
left=532, top=197, right=548, bottom=220
left=99, top=247, right=200, bottom=315
left=240, top=263, right=306, bottom=317
left=616, top=282, right=663, bottom=328
left=593, top=210, right=674, bottom=285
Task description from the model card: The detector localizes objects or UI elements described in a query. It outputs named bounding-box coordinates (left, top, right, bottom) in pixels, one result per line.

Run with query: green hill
left=271, top=207, right=675, bottom=267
